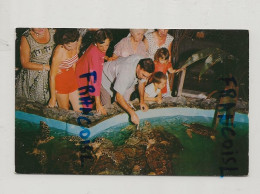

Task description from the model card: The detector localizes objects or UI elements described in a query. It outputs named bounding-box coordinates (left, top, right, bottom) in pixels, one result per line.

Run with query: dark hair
left=219, top=75, right=237, bottom=87
left=138, top=58, right=155, bottom=73
left=56, top=28, right=79, bottom=45
left=93, top=29, right=113, bottom=44
left=152, top=71, right=167, bottom=84
left=154, top=48, right=170, bottom=62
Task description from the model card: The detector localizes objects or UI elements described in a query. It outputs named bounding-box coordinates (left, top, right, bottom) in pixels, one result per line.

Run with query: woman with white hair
left=110, top=29, right=148, bottom=60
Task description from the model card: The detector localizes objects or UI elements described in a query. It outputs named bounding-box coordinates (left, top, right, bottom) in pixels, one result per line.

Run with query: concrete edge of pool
left=16, top=107, right=249, bottom=139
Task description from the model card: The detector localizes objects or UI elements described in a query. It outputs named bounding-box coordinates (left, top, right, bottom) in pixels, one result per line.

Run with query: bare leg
left=186, top=129, right=193, bottom=138
left=56, top=93, right=70, bottom=110
left=210, top=136, right=216, bottom=141
left=213, top=117, right=220, bottom=131
left=225, top=116, right=230, bottom=127
left=69, top=90, right=82, bottom=112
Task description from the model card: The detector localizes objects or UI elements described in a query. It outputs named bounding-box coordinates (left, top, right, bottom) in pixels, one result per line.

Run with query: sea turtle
left=36, top=121, right=54, bottom=145
left=182, top=123, right=216, bottom=141
left=61, top=136, right=84, bottom=146
left=145, top=143, right=173, bottom=175
left=125, top=121, right=154, bottom=148
left=89, top=137, right=115, bottom=160
left=26, top=121, right=53, bottom=171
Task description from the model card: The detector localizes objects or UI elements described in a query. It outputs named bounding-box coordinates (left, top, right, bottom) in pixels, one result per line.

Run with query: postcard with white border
left=15, top=28, right=249, bottom=176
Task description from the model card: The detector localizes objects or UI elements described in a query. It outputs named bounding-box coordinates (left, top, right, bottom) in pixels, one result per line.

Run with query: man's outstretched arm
left=138, top=81, right=149, bottom=112
left=116, top=92, right=139, bottom=125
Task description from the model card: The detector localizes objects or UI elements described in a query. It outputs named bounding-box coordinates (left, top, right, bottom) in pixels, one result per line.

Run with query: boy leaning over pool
left=144, top=71, right=167, bottom=104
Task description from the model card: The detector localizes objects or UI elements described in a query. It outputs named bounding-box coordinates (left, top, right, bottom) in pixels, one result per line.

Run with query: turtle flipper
left=210, top=135, right=216, bottom=141
left=186, top=129, right=193, bottom=138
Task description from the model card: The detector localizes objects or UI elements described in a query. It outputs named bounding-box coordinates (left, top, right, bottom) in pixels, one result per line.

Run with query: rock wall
left=15, top=96, right=249, bottom=128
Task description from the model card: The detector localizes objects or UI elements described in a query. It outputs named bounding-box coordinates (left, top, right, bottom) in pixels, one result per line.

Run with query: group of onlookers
left=16, top=28, right=184, bottom=125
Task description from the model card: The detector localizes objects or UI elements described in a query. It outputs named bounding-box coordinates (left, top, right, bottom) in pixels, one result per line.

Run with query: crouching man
left=101, top=55, right=154, bottom=125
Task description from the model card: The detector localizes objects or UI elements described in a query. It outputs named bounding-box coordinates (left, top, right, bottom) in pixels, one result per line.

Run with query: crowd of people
left=15, top=28, right=185, bottom=125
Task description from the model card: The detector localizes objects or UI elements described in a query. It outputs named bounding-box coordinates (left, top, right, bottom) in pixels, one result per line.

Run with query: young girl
left=144, top=71, right=167, bottom=104
left=153, top=48, right=183, bottom=97
left=75, top=29, right=113, bottom=115
left=48, top=29, right=81, bottom=112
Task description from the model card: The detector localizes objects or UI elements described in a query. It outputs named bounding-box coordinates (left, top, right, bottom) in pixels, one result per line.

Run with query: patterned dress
left=145, top=32, right=174, bottom=96
left=145, top=32, right=173, bottom=60
left=16, top=29, right=55, bottom=104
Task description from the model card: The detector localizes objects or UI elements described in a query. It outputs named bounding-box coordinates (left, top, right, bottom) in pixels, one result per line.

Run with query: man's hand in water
left=130, top=111, right=140, bottom=125
left=140, top=102, right=148, bottom=112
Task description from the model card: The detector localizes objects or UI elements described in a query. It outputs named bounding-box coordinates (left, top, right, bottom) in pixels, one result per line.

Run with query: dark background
left=15, top=29, right=249, bottom=101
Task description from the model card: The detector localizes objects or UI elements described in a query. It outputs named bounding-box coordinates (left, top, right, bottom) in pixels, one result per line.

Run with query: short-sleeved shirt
left=154, top=61, right=172, bottom=74
left=102, top=55, right=143, bottom=96
left=76, top=44, right=105, bottom=97
left=113, top=36, right=147, bottom=58
left=145, top=83, right=161, bottom=98
left=145, top=32, right=173, bottom=60
left=154, top=61, right=172, bottom=94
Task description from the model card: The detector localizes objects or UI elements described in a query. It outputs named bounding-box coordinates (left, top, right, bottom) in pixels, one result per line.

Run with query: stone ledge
left=15, top=97, right=248, bottom=128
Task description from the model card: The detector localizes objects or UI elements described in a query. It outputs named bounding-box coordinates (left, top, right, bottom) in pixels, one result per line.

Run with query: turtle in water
left=61, top=136, right=84, bottom=146
left=26, top=121, right=54, bottom=172
left=36, top=121, right=54, bottom=145
left=182, top=123, right=217, bottom=141
left=89, top=137, right=115, bottom=160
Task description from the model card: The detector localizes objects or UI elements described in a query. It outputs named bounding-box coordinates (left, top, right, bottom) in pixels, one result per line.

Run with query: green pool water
left=15, top=115, right=248, bottom=176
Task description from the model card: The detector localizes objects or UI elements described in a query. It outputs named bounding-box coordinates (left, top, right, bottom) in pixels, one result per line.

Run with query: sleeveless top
left=15, top=29, right=56, bottom=104
left=59, top=54, right=78, bottom=69
left=145, top=32, right=174, bottom=60
left=24, top=29, right=56, bottom=64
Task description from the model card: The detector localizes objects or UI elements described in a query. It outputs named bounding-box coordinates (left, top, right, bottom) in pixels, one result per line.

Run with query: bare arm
left=144, top=92, right=162, bottom=104
left=138, top=81, right=149, bottom=112
left=77, top=36, right=82, bottom=54
left=143, top=37, right=149, bottom=52
left=20, top=36, right=50, bottom=71
left=144, top=92, right=157, bottom=102
left=104, top=54, right=118, bottom=61
left=72, top=38, right=82, bottom=71
left=48, top=46, right=63, bottom=107
left=168, top=67, right=177, bottom=74
left=116, top=92, right=139, bottom=125
left=168, top=67, right=185, bottom=74
left=157, top=91, right=162, bottom=104
left=111, top=54, right=119, bottom=61
left=207, top=90, right=218, bottom=99
left=95, top=96, right=107, bottom=115
left=168, top=41, right=172, bottom=62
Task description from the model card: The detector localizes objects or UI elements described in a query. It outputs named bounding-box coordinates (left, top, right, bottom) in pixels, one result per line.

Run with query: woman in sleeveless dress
left=144, top=29, right=173, bottom=60
left=144, top=29, right=174, bottom=96
left=16, top=28, right=55, bottom=104
left=48, top=29, right=81, bottom=112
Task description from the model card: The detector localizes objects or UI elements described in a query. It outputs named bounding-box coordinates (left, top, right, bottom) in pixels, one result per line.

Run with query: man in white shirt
left=101, top=55, right=155, bottom=125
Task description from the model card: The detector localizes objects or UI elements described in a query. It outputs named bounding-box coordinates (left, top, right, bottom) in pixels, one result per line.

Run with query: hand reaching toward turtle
left=130, top=111, right=140, bottom=125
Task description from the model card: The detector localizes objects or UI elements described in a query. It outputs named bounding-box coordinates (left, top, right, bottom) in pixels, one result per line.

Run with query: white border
left=1, top=0, right=259, bottom=193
